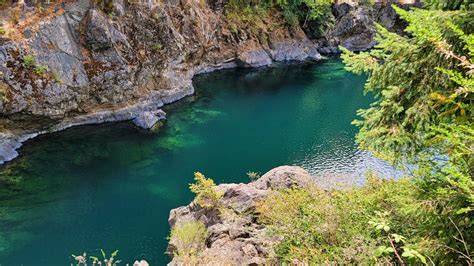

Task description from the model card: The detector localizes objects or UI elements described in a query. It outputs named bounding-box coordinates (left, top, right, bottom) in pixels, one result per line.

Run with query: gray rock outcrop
left=0, top=134, right=21, bottom=164
left=132, top=109, right=166, bottom=129
left=236, top=49, right=273, bottom=68
left=167, top=165, right=314, bottom=265
left=323, top=1, right=419, bottom=52
left=329, top=5, right=376, bottom=51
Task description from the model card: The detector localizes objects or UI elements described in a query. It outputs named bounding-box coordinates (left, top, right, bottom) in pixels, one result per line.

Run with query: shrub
left=276, top=0, right=334, bottom=36
left=341, top=6, right=473, bottom=264
left=0, top=27, right=5, bottom=35
left=224, top=2, right=267, bottom=35
left=424, top=0, right=473, bottom=10
left=169, top=220, right=208, bottom=262
left=189, top=172, right=223, bottom=208
left=256, top=177, right=447, bottom=264
left=224, top=0, right=333, bottom=37
left=246, top=171, right=261, bottom=181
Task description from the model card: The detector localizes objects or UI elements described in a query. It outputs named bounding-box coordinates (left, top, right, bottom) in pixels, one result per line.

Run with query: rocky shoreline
left=0, top=41, right=323, bottom=164
left=0, top=0, right=414, bottom=164
left=167, top=165, right=315, bottom=264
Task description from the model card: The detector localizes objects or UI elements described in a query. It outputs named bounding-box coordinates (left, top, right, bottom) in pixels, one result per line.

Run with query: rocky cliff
left=167, top=165, right=315, bottom=265
left=0, top=0, right=414, bottom=163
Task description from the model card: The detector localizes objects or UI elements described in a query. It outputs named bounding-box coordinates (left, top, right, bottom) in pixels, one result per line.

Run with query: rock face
left=0, top=0, right=324, bottom=163
left=323, top=1, right=420, bottom=52
left=0, top=0, right=413, bottom=163
left=330, top=5, right=376, bottom=51
left=167, top=166, right=314, bottom=265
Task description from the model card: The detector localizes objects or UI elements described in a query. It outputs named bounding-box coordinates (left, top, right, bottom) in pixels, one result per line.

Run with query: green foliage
left=22, top=55, right=36, bottom=69
left=189, top=172, right=223, bottom=208
left=150, top=43, right=165, bottom=54
left=224, top=1, right=268, bottom=35
left=369, top=211, right=427, bottom=265
left=169, top=220, right=208, bottom=262
left=22, top=54, right=56, bottom=79
left=0, top=27, right=5, bottom=35
left=33, top=65, right=48, bottom=76
left=342, top=6, right=473, bottom=264
left=424, top=0, right=474, bottom=11
left=52, top=72, right=61, bottom=83
left=282, top=0, right=334, bottom=36
left=224, top=0, right=333, bottom=37
left=246, top=171, right=261, bottom=181
left=257, top=178, right=440, bottom=264
left=71, top=249, right=120, bottom=266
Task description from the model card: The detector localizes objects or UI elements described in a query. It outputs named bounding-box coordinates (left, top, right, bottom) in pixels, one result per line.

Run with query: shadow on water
left=0, top=59, right=401, bottom=265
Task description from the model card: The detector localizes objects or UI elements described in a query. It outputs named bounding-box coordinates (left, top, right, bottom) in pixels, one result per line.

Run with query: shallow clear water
left=0, top=60, right=399, bottom=265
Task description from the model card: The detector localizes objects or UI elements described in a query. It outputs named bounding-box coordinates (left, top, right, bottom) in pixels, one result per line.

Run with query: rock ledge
left=167, top=165, right=314, bottom=265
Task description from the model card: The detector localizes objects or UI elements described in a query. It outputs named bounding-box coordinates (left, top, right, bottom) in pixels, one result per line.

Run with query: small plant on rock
left=71, top=249, right=120, bottom=266
left=23, top=54, right=36, bottom=69
left=52, top=71, right=62, bottom=83
left=150, top=43, right=165, bottom=54
left=33, top=65, right=48, bottom=76
left=169, top=220, right=208, bottom=263
left=246, top=171, right=261, bottom=181
left=189, top=172, right=222, bottom=208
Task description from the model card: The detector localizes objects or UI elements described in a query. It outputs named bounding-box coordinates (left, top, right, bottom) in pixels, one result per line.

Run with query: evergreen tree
left=341, top=6, right=473, bottom=263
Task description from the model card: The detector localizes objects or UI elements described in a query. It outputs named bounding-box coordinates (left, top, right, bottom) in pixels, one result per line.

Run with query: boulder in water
left=132, top=110, right=166, bottom=129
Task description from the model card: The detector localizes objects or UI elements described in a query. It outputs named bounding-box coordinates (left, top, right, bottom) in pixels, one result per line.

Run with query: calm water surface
left=0, top=60, right=399, bottom=265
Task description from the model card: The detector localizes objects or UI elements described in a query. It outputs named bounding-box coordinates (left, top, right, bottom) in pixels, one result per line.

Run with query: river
left=0, top=59, right=399, bottom=265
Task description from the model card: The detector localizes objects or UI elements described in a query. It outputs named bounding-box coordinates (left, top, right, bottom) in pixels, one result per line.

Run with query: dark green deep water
left=0, top=60, right=399, bottom=265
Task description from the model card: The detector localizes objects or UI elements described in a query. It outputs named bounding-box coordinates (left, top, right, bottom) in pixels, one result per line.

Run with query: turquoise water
left=0, top=60, right=398, bottom=265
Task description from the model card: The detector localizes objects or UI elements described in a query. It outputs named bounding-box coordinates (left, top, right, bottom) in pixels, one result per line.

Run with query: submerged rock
left=132, top=110, right=166, bottom=129
left=167, top=165, right=314, bottom=265
left=0, top=135, right=21, bottom=164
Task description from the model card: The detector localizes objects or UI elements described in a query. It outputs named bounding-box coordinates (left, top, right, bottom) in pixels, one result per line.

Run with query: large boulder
left=132, top=109, right=166, bottom=129
left=167, top=166, right=314, bottom=265
left=0, top=135, right=21, bottom=164
left=330, top=6, right=376, bottom=51
left=332, top=2, right=353, bottom=19
left=269, top=41, right=321, bottom=62
left=252, top=165, right=314, bottom=190
left=236, top=49, right=273, bottom=68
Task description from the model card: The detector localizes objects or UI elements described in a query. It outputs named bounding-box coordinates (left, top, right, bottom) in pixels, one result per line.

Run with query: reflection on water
left=0, top=60, right=401, bottom=265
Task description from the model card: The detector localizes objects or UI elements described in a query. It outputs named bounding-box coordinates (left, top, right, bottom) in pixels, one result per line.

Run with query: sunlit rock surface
left=167, top=166, right=314, bottom=265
